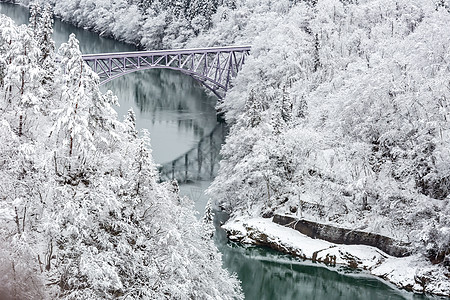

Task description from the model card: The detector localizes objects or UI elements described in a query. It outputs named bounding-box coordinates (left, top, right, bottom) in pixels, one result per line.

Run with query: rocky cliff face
left=223, top=217, right=450, bottom=297
left=272, top=214, right=412, bottom=258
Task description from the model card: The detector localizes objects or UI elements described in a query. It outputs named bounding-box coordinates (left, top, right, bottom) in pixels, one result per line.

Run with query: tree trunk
left=14, top=207, right=21, bottom=235
left=19, top=114, right=23, bottom=137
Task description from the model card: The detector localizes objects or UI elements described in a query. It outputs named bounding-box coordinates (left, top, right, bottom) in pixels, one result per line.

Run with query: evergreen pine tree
left=4, top=24, right=43, bottom=137
left=28, top=3, right=41, bottom=38
left=38, top=4, right=55, bottom=67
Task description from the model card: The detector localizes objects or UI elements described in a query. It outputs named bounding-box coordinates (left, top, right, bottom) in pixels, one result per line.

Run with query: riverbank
left=1, top=1, right=448, bottom=299
left=223, top=216, right=450, bottom=297
left=0, top=7, right=244, bottom=299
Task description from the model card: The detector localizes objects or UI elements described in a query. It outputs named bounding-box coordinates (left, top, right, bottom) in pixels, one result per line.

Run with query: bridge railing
left=80, top=46, right=249, bottom=182
left=82, top=45, right=251, bottom=99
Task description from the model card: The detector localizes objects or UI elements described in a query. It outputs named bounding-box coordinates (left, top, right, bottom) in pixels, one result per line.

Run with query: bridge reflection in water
left=83, top=46, right=248, bottom=182
left=158, top=121, right=227, bottom=183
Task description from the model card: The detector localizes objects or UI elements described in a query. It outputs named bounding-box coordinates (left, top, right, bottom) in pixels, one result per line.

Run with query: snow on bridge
left=82, top=45, right=251, bottom=99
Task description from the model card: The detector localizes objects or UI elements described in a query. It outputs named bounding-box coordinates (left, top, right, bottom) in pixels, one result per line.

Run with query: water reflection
left=214, top=211, right=433, bottom=300
left=1, top=3, right=438, bottom=299
left=102, top=69, right=218, bottom=164
left=0, top=2, right=136, bottom=54
left=158, top=122, right=226, bottom=183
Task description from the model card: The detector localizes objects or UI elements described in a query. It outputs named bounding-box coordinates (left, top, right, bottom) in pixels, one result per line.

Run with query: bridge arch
left=97, top=65, right=227, bottom=99
left=82, top=45, right=251, bottom=99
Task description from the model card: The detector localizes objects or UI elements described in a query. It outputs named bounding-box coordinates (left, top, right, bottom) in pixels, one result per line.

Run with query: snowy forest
left=4, top=0, right=237, bottom=49
left=204, top=0, right=450, bottom=252
left=210, top=0, right=450, bottom=265
left=206, top=0, right=450, bottom=292
left=0, top=8, right=242, bottom=299
left=1, top=0, right=450, bottom=298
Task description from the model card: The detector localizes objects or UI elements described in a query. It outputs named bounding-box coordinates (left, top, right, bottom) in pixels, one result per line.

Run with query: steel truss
left=82, top=45, right=251, bottom=99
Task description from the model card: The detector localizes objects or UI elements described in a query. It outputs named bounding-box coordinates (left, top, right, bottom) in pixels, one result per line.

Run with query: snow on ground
left=223, top=217, right=450, bottom=297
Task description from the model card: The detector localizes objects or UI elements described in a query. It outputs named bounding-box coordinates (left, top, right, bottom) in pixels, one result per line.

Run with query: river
left=0, top=2, right=434, bottom=299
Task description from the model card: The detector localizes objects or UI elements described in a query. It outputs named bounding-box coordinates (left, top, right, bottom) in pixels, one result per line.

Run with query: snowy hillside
left=202, top=0, right=450, bottom=294
left=2, top=0, right=449, bottom=296
left=0, top=12, right=242, bottom=299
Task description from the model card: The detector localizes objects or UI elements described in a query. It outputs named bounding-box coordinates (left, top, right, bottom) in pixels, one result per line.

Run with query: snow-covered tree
left=28, top=2, right=41, bottom=36
left=3, top=24, right=43, bottom=137
left=38, top=4, right=55, bottom=67
left=206, top=1, right=450, bottom=277
left=0, top=15, right=50, bottom=300
left=0, top=16, right=243, bottom=300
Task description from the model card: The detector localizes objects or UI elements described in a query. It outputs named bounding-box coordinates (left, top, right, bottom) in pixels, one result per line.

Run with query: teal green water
left=214, top=211, right=434, bottom=300
left=0, top=2, right=438, bottom=299
left=0, top=1, right=218, bottom=164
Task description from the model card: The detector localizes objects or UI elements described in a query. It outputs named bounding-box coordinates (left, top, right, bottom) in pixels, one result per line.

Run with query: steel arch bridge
left=82, top=45, right=251, bottom=99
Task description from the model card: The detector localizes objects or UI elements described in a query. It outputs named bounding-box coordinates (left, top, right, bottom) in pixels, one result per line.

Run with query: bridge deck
left=82, top=45, right=252, bottom=59
left=82, top=45, right=251, bottom=99
left=80, top=46, right=249, bottom=183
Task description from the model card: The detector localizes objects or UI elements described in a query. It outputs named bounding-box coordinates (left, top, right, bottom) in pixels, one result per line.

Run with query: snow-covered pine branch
left=0, top=14, right=243, bottom=300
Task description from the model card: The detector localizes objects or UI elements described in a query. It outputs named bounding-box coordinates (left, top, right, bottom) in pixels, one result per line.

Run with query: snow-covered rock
left=223, top=217, right=450, bottom=297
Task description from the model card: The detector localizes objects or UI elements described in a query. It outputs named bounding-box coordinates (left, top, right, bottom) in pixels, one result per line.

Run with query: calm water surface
left=0, top=2, right=218, bottom=164
left=0, top=2, right=437, bottom=299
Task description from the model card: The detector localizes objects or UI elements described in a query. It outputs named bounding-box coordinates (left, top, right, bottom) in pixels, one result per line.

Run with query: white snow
left=223, top=217, right=450, bottom=297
